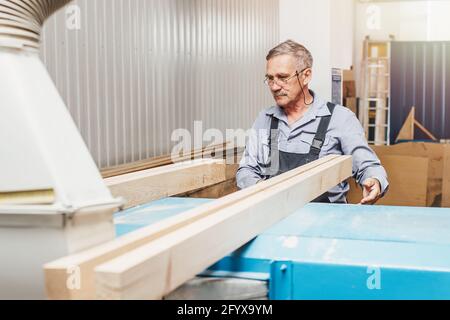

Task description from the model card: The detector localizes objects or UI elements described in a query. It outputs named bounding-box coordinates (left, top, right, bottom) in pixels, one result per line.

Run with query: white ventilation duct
left=0, top=0, right=122, bottom=299
left=0, top=0, right=70, bottom=50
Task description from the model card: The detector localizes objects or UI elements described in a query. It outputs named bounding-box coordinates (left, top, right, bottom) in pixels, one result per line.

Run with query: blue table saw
left=114, top=197, right=450, bottom=300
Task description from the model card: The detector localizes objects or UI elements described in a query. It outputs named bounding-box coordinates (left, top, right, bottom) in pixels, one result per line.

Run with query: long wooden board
left=94, top=156, right=352, bottom=299
left=178, top=164, right=240, bottom=199
left=105, top=159, right=227, bottom=209
left=44, top=155, right=342, bottom=300
left=100, top=143, right=241, bottom=178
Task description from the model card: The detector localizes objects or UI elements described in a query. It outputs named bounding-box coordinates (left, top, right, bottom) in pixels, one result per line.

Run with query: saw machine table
left=115, top=197, right=450, bottom=300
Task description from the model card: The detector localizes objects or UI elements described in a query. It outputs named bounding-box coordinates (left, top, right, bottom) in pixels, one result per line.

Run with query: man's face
left=265, top=54, right=303, bottom=108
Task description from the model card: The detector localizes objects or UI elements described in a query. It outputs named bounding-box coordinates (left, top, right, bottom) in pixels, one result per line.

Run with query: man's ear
left=303, top=68, right=312, bottom=85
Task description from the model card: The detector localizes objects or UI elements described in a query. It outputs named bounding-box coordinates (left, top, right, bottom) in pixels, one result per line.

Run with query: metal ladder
left=360, top=37, right=391, bottom=145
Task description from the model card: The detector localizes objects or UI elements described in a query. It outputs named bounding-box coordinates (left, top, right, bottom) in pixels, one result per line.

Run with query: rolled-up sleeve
left=236, top=120, right=266, bottom=189
left=339, top=111, right=389, bottom=196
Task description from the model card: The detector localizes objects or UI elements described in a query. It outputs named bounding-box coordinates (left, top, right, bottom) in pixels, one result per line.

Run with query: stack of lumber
left=44, top=155, right=352, bottom=300
left=179, top=163, right=241, bottom=199
left=101, top=142, right=241, bottom=178
left=105, top=159, right=229, bottom=209
left=347, top=142, right=450, bottom=207
left=102, top=143, right=243, bottom=205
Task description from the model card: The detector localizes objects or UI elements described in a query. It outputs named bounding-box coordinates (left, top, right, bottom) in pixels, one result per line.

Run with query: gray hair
left=266, top=40, right=314, bottom=70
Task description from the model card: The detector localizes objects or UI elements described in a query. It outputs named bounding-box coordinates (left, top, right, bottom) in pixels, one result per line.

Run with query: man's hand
left=360, top=178, right=382, bottom=205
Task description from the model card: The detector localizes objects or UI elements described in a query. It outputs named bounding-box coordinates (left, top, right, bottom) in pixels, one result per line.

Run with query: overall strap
left=268, top=116, right=279, bottom=155
left=309, top=102, right=336, bottom=157
left=259, top=115, right=280, bottom=174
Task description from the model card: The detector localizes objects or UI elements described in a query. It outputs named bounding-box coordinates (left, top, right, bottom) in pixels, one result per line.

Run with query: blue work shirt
left=236, top=94, right=389, bottom=203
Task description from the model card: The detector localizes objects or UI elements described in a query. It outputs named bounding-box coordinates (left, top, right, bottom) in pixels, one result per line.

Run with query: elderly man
left=236, top=40, right=388, bottom=204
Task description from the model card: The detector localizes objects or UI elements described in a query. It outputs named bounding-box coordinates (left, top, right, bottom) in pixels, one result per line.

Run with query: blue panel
left=114, top=198, right=450, bottom=299
left=114, top=197, right=212, bottom=237
left=291, top=263, right=450, bottom=300
left=215, top=234, right=450, bottom=272
left=209, top=257, right=272, bottom=275
left=270, top=261, right=293, bottom=300
left=212, top=204, right=450, bottom=299
left=264, top=203, right=450, bottom=245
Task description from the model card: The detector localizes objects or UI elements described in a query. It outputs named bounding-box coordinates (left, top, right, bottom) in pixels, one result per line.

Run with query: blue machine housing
left=115, top=197, right=450, bottom=300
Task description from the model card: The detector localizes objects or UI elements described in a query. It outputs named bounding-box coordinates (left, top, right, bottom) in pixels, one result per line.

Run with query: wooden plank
left=100, top=143, right=241, bottom=178
left=178, top=155, right=242, bottom=199
left=182, top=178, right=239, bottom=199
left=178, top=164, right=239, bottom=199
left=94, top=156, right=352, bottom=300
left=442, top=145, right=450, bottom=208
left=347, top=155, right=428, bottom=207
left=44, top=155, right=341, bottom=300
left=396, top=107, right=415, bottom=142
left=105, top=159, right=227, bottom=209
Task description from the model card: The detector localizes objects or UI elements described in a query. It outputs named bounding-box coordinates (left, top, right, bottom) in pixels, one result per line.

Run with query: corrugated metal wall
left=390, top=41, right=450, bottom=143
left=40, top=0, right=279, bottom=168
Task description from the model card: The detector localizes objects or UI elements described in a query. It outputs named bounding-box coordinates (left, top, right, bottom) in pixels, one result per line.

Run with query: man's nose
left=270, top=82, right=282, bottom=91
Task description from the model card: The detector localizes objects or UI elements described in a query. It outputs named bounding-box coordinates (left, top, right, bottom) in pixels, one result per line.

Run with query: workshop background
left=2, top=0, right=450, bottom=301
left=38, top=0, right=450, bottom=208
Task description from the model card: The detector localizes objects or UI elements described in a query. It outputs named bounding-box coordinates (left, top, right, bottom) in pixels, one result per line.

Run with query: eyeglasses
left=264, top=71, right=299, bottom=87
left=264, top=67, right=309, bottom=87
